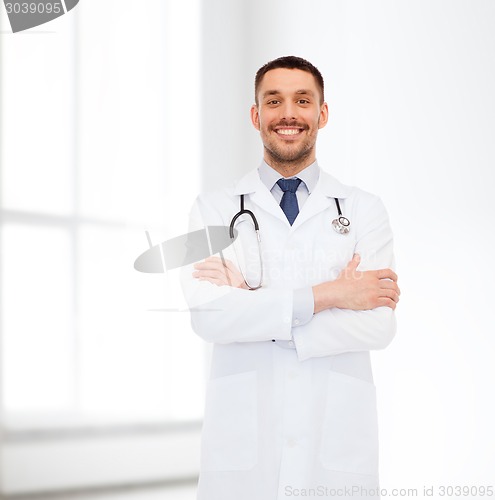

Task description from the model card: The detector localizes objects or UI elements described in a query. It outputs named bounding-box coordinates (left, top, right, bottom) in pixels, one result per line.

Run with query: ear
left=318, top=102, right=329, bottom=129
left=250, top=104, right=261, bottom=131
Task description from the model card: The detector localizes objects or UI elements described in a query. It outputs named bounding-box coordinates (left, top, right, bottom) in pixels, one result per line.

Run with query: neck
left=264, top=152, right=315, bottom=178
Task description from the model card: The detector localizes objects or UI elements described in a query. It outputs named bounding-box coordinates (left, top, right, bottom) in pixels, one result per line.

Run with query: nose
left=279, top=101, right=297, bottom=120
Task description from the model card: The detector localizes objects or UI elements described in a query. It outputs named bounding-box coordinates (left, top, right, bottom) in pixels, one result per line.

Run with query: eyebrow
left=262, top=89, right=315, bottom=99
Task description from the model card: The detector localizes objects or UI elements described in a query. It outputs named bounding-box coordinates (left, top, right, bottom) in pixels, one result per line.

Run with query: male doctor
left=183, top=56, right=400, bottom=500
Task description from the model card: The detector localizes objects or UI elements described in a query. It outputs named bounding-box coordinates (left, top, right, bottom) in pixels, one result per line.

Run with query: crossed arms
left=193, top=252, right=400, bottom=313
left=181, top=191, right=400, bottom=359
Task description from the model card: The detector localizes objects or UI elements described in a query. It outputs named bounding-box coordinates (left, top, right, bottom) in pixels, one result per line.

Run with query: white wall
left=201, top=0, right=495, bottom=492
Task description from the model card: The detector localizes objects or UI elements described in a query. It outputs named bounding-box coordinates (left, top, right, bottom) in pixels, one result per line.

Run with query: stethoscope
left=228, top=194, right=351, bottom=290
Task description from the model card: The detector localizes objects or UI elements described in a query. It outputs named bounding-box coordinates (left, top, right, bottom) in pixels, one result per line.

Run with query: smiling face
left=251, top=67, right=329, bottom=176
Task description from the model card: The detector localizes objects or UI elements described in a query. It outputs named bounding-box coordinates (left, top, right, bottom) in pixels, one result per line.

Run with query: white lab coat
left=181, top=167, right=396, bottom=500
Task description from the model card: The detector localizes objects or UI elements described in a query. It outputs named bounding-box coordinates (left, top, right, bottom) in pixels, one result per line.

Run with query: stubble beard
left=263, top=134, right=315, bottom=173
left=261, top=118, right=320, bottom=174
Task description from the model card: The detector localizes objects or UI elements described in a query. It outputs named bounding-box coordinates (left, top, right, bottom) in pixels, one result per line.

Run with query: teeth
left=276, top=129, right=301, bottom=135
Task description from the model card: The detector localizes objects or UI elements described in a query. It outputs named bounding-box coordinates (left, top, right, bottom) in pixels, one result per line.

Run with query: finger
left=204, top=256, right=222, bottom=262
left=378, top=280, right=400, bottom=295
left=346, top=253, right=361, bottom=271
left=194, top=261, right=226, bottom=271
left=224, top=269, right=233, bottom=287
left=379, top=288, right=400, bottom=303
left=197, top=276, right=225, bottom=286
left=193, top=269, right=226, bottom=281
left=375, top=268, right=398, bottom=282
left=342, top=254, right=361, bottom=278
left=376, top=297, right=397, bottom=310
left=205, top=256, right=234, bottom=267
left=201, top=257, right=244, bottom=288
left=195, top=268, right=241, bottom=287
left=382, top=289, right=400, bottom=303
left=224, top=259, right=241, bottom=275
left=199, top=257, right=226, bottom=268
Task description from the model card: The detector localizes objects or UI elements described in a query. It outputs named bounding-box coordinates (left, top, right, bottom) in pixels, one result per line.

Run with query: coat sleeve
left=180, top=193, right=294, bottom=344
left=292, top=193, right=397, bottom=361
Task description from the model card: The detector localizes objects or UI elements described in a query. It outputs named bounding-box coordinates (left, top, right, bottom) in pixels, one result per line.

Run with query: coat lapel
left=291, top=170, right=353, bottom=231
left=233, top=169, right=288, bottom=224
left=233, top=168, right=354, bottom=229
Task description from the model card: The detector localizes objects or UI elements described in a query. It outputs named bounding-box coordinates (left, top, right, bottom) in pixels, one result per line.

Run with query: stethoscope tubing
left=229, top=194, right=351, bottom=289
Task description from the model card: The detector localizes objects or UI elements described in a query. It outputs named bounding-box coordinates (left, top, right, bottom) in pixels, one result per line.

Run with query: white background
left=1, top=0, right=494, bottom=495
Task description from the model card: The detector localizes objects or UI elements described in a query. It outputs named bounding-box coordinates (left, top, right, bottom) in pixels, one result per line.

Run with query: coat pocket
left=201, top=371, right=258, bottom=471
left=319, top=370, right=379, bottom=476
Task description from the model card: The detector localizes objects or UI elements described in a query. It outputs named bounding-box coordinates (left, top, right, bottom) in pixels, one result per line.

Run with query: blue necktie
left=277, top=178, right=302, bottom=225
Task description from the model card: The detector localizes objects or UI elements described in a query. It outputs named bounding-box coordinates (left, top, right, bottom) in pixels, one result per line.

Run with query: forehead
left=257, top=67, right=320, bottom=98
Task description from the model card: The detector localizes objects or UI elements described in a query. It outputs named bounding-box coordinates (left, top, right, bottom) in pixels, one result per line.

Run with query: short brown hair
left=254, top=56, right=325, bottom=105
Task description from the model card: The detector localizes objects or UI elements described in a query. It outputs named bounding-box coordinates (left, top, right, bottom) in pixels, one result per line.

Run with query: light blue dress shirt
left=257, top=161, right=317, bottom=330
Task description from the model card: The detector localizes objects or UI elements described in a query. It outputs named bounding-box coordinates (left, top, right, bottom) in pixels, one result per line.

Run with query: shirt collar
left=233, top=162, right=353, bottom=199
left=258, top=160, right=320, bottom=194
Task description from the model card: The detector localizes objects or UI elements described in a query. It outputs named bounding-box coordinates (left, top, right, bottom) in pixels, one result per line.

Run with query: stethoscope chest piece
left=332, top=216, right=351, bottom=234
left=332, top=197, right=351, bottom=234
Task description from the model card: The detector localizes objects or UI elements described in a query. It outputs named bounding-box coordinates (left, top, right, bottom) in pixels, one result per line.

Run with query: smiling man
left=254, top=69, right=326, bottom=171
left=252, top=62, right=327, bottom=174
left=183, top=56, right=400, bottom=500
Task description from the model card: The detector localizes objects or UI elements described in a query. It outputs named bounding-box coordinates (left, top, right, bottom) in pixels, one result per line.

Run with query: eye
left=267, top=99, right=280, bottom=105
left=297, top=99, right=310, bottom=105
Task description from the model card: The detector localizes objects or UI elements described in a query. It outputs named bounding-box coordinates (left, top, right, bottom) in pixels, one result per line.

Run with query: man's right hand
left=312, top=254, right=400, bottom=313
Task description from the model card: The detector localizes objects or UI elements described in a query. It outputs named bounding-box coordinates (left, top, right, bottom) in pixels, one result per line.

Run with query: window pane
left=1, top=224, right=74, bottom=412
left=77, top=225, right=203, bottom=422
left=77, top=0, right=168, bottom=225
left=0, top=0, right=203, bottom=429
left=76, top=0, right=200, bottom=229
left=0, top=15, right=75, bottom=215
